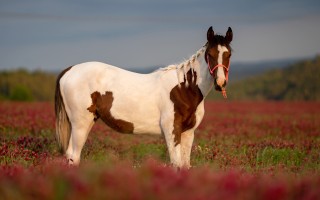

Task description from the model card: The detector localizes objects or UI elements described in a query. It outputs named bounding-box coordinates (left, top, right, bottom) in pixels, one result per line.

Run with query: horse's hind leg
left=66, top=116, right=94, bottom=165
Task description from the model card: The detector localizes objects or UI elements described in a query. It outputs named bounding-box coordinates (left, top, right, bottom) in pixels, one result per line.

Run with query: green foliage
left=256, top=147, right=305, bottom=167
left=132, top=143, right=167, bottom=161
left=9, top=85, right=34, bottom=101
left=0, top=69, right=56, bottom=101
left=209, top=55, right=320, bottom=100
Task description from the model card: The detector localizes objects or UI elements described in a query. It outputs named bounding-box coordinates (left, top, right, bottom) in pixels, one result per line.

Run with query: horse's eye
left=224, top=53, right=231, bottom=59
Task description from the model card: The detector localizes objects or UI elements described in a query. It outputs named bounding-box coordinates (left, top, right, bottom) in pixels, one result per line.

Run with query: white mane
left=158, top=44, right=207, bottom=86
left=158, top=44, right=207, bottom=71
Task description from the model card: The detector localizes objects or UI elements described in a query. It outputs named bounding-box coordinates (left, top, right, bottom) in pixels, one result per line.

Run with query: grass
left=0, top=101, right=319, bottom=199
left=256, top=147, right=305, bottom=167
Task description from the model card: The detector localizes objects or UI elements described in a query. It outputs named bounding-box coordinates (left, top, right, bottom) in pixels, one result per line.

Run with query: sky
left=1, top=0, right=320, bottom=71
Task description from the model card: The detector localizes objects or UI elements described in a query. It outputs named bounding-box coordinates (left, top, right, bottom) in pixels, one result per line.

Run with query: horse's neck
left=175, top=48, right=214, bottom=98
left=196, top=50, right=214, bottom=97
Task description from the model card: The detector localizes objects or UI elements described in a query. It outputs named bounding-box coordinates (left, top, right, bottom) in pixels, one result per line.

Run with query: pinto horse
left=55, top=26, right=233, bottom=168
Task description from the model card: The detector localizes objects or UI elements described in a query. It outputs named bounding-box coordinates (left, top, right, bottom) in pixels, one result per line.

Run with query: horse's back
left=59, top=62, right=163, bottom=134
left=62, top=61, right=158, bottom=89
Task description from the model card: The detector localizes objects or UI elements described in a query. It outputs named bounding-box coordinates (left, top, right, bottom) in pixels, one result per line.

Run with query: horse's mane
left=157, top=44, right=207, bottom=86
left=157, top=43, right=207, bottom=72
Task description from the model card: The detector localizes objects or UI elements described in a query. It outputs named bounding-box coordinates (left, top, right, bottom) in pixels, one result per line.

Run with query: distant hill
left=1, top=56, right=319, bottom=101
left=209, top=55, right=320, bottom=101
left=0, top=69, right=56, bottom=101
left=229, top=57, right=306, bottom=81
left=118, top=58, right=303, bottom=80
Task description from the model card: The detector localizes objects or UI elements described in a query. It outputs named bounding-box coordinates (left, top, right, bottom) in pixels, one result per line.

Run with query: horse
left=55, top=26, right=233, bottom=168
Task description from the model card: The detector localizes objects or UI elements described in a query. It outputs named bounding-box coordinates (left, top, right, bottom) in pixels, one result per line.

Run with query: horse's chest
left=169, top=70, right=204, bottom=145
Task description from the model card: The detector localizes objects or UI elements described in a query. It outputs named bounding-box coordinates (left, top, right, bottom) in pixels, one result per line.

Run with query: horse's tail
left=55, top=66, right=73, bottom=154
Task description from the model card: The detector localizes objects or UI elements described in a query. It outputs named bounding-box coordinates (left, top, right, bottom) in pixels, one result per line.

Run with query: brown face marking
left=205, top=42, right=231, bottom=92
left=170, top=69, right=203, bottom=146
left=87, top=91, right=134, bottom=133
left=205, top=45, right=231, bottom=72
left=205, top=27, right=232, bottom=81
left=222, top=51, right=231, bottom=66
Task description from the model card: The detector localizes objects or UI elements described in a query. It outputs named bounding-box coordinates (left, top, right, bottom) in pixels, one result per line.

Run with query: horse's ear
left=207, top=26, right=215, bottom=42
left=225, top=27, right=233, bottom=44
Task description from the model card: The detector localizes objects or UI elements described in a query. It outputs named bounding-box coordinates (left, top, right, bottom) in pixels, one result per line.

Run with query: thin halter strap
left=207, top=55, right=230, bottom=82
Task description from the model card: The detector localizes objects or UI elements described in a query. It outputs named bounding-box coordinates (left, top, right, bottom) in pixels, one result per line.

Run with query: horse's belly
left=132, top=120, right=162, bottom=135
left=110, top=98, right=162, bottom=135
left=114, top=111, right=161, bottom=135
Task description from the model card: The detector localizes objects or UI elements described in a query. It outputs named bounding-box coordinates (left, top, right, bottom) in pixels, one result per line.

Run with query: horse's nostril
left=223, top=80, right=227, bottom=87
left=215, top=86, right=222, bottom=91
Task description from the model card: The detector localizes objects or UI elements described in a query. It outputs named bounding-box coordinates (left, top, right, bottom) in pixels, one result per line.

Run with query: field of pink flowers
left=0, top=101, right=319, bottom=199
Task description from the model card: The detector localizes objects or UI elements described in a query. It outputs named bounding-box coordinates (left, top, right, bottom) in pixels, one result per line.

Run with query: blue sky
left=1, top=0, right=320, bottom=71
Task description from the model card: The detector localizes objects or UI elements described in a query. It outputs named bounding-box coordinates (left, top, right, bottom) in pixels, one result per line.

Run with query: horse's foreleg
left=161, top=117, right=182, bottom=168
left=163, top=132, right=182, bottom=168
left=180, top=130, right=194, bottom=169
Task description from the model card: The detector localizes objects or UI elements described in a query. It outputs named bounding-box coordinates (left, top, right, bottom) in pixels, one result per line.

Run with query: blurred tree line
left=0, top=55, right=319, bottom=101
left=209, top=55, right=320, bottom=101
left=0, top=69, right=56, bottom=101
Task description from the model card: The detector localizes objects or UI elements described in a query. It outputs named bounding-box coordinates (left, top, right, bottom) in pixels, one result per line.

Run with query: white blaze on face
left=216, top=45, right=229, bottom=87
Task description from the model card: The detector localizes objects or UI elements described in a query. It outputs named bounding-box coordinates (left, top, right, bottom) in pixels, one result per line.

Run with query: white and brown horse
left=55, top=26, right=233, bottom=168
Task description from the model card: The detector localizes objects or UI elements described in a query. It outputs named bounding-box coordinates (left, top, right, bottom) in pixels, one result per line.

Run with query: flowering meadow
left=0, top=101, right=319, bottom=199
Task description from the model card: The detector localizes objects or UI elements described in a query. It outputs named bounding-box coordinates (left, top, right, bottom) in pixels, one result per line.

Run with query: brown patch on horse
left=170, top=69, right=203, bottom=146
left=87, top=91, right=134, bottom=133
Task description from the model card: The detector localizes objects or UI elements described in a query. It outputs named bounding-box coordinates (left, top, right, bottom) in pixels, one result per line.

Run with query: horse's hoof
left=67, top=158, right=74, bottom=165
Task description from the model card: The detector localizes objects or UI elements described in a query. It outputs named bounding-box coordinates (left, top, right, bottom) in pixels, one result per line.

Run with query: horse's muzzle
left=214, top=78, right=227, bottom=91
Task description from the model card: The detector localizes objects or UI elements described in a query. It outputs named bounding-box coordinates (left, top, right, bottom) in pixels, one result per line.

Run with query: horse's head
left=205, top=27, right=233, bottom=97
